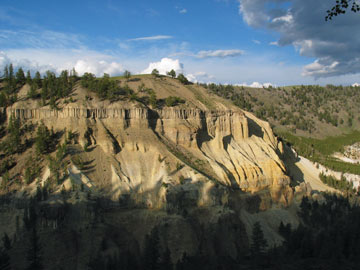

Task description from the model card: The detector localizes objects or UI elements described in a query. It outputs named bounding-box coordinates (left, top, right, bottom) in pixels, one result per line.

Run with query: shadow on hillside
left=281, top=143, right=305, bottom=187
left=247, top=118, right=264, bottom=138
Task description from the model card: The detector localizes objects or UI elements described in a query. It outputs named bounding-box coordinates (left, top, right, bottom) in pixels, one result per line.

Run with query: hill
left=0, top=68, right=357, bottom=269
left=204, top=83, right=360, bottom=138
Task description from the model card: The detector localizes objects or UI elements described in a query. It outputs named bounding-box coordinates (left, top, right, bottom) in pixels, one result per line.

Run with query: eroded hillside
left=1, top=75, right=293, bottom=206
left=0, top=73, right=324, bottom=269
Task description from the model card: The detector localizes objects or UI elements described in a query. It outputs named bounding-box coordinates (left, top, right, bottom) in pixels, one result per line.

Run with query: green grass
left=277, top=130, right=360, bottom=175
left=109, top=74, right=155, bottom=81
left=186, top=85, right=216, bottom=110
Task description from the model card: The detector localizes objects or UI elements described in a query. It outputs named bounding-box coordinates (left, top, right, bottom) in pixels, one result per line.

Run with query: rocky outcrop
left=6, top=104, right=291, bottom=204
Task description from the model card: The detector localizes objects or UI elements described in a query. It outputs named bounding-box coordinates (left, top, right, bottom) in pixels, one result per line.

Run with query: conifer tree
left=167, top=69, right=176, bottom=78
left=5, top=115, right=21, bottom=154
left=250, top=222, right=268, bottom=258
left=26, top=70, right=32, bottom=84
left=26, top=227, right=43, bottom=270
left=35, top=122, right=52, bottom=154
left=34, top=72, right=42, bottom=89
left=16, top=67, right=25, bottom=85
left=27, top=83, right=37, bottom=99
left=151, top=69, right=159, bottom=77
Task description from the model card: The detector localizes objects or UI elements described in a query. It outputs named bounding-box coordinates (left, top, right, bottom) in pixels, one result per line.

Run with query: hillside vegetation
left=205, top=83, right=360, bottom=137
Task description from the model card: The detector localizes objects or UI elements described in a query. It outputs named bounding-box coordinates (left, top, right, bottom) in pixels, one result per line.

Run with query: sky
left=1, top=0, right=360, bottom=86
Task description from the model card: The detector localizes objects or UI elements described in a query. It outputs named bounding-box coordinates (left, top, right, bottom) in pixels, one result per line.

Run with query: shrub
left=165, top=96, right=185, bottom=107
left=177, top=74, right=189, bottom=84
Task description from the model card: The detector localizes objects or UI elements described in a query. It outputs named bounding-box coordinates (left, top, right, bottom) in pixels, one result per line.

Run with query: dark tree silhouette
left=143, top=227, right=160, bottom=270
left=167, top=69, right=176, bottom=78
left=26, top=227, right=43, bottom=270
left=250, top=221, right=268, bottom=258
left=326, top=0, right=360, bottom=20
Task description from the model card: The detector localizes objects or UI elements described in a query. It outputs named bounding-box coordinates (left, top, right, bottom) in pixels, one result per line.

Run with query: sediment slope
left=4, top=77, right=292, bottom=206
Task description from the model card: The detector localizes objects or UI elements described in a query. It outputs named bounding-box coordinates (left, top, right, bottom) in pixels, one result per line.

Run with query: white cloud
left=272, top=14, right=293, bottom=23
left=302, top=60, right=339, bottom=77
left=196, top=49, right=244, bottom=58
left=142, top=58, right=183, bottom=75
left=186, top=71, right=215, bottom=83
left=352, top=83, right=360, bottom=87
left=0, top=29, right=84, bottom=49
left=0, top=49, right=124, bottom=77
left=236, top=82, right=273, bottom=88
left=127, top=35, right=173, bottom=42
left=269, top=41, right=278, bottom=46
left=73, top=59, right=123, bottom=76
left=252, top=39, right=261, bottom=44
left=0, top=51, right=11, bottom=67
left=179, top=8, right=187, bottom=14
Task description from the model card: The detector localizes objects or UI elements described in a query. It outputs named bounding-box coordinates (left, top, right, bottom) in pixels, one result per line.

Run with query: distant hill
left=204, top=83, right=360, bottom=138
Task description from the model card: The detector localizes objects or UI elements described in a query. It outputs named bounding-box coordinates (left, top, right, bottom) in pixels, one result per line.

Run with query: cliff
left=0, top=77, right=300, bottom=269
left=6, top=100, right=292, bottom=206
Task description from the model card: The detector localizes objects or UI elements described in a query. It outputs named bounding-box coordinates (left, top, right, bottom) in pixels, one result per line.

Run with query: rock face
left=6, top=103, right=291, bottom=205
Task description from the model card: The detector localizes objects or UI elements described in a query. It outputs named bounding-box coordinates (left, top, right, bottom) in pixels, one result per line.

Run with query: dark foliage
left=81, top=73, right=133, bottom=101
left=273, top=195, right=360, bottom=269
left=326, top=0, right=360, bottom=20
left=177, top=74, right=189, bottom=85
left=165, top=96, right=185, bottom=107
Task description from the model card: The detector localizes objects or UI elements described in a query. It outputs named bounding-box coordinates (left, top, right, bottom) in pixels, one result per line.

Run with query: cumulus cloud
left=186, top=72, right=215, bottom=83
left=252, top=40, right=261, bottom=44
left=179, top=8, right=187, bottom=14
left=142, top=58, right=183, bottom=75
left=236, top=82, right=273, bottom=88
left=196, top=49, right=244, bottom=58
left=0, top=51, right=11, bottom=68
left=127, top=35, right=173, bottom=42
left=73, top=59, right=123, bottom=76
left=0, top=50, right=124, bottom=77
left=238, top=0, right=360, bottom=78
left=352, top=83, right=360, bottom=87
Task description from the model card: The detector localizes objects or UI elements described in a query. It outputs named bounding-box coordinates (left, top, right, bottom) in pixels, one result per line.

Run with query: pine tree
left=34, top=72, right=42, bottom=89
left=250, top=222, right=268, bottom=258
left=8, top=64, right=13, bottom=82
left=27, top=83, right=37, bottom=99
left=151, top=69, right=159, bottom=77
left=177, top=74, right=188, bottom=85
left=26, top=70, right=32, bottom=84
left=16, top=67, right=25, bottom=85
left=167, top=69, right=176, bottom=78
left=6, top=115, right=21, bottom=154
left=3, top=65, right=9, bottom=82
left=35, top=122, right=52, bottom=154
left=4, top=64, right=16, bottom=95
left=26, top=227, right=43, bottom=270
left=0, top=92, right=7, bottom=107
left=124, top=70, right=131, bottom=80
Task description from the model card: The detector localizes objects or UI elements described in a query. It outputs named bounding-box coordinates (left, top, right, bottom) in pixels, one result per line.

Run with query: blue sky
left=1, top=0, right=360, bottom=86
